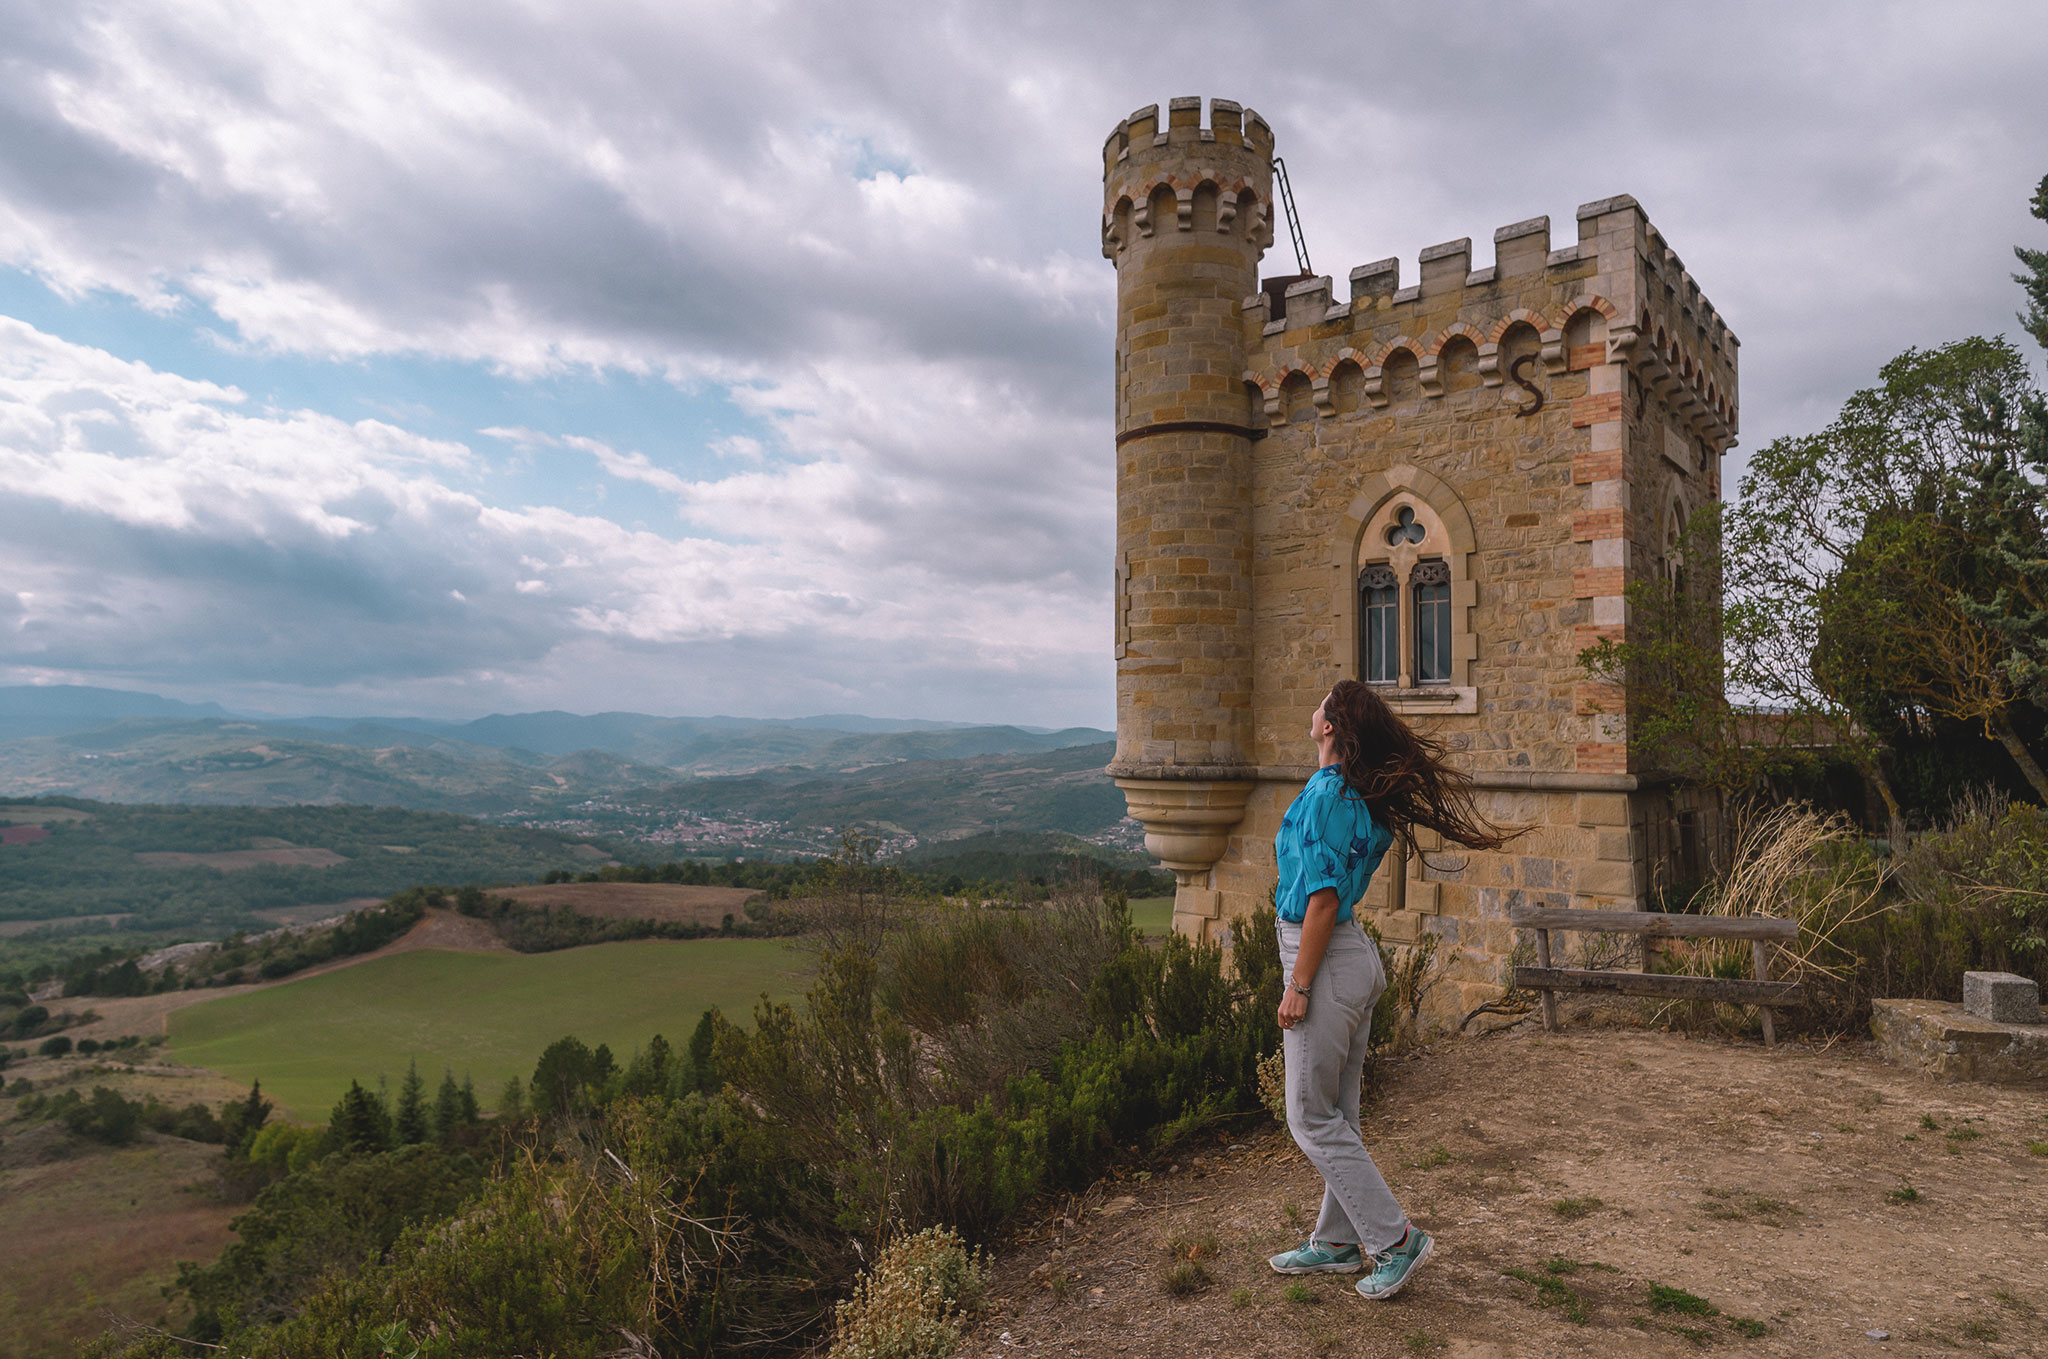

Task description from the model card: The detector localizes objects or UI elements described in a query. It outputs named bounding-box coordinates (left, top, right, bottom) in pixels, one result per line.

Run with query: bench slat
left=1514, top=965, right=1804, bottom=1007
left=1506, top=905, right=1797, bottom=942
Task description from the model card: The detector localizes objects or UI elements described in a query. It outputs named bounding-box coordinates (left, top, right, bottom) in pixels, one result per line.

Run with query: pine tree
left=431, top=1070, right=464, bottom=1139
left=498, top=1074, right=525, bottom=1118
left=683, top=1007, right=720, bottom=1095
left=393, top=1060, right=429, bottom=1144
left=329, top=1080, right=389, bottom=1155
left=458, top=1074, right=480, bottom=1125
left=220, top=1079, right=272, bottom=1157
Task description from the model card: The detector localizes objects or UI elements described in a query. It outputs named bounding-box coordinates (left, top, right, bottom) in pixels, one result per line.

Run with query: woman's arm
left=1276, top=887, right=1340, bottom=1030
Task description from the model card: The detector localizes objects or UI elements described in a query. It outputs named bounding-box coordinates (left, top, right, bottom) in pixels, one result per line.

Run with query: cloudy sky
left=0, top=2, right=2041, bottom=727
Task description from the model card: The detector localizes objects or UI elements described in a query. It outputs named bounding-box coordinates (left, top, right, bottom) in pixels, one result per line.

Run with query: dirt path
left=65, top=907, right=509, bottom=1044
left=970, top=1027, right=2048, bottom=1358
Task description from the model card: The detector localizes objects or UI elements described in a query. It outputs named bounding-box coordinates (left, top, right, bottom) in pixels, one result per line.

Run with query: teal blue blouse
left=1274, top=766, right=1394, bottom=923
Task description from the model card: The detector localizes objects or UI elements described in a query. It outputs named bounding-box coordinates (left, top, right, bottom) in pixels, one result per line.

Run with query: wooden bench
left=1507, top=905, right=1803, bottom=1047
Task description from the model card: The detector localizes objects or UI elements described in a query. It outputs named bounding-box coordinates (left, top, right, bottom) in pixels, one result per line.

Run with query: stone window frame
left=1332, top=465, right=1478, bottom=715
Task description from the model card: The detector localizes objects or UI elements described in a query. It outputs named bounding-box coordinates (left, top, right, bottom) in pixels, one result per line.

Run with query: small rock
left=1866, top=1329, right=1889, bottom=1341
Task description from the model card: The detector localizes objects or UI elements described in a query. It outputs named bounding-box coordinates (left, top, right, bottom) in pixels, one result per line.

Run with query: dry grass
left=0, top=1131, right=236, bottom=1353
left=493, top=882, right=763, bottom=926
left=132, top=846, right=349, bottom=869
left=1651, top=805, right=1883, bottom=1033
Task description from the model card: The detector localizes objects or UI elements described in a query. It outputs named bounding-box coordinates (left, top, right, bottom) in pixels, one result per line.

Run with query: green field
left=1128, top=895, right=1173, bottom=936
left=169, top=940, right=812, bottom=1120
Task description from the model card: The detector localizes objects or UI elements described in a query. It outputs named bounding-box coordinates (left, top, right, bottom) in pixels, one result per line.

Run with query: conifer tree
left=430, top=1069, right=464, bottom=1139
left=498, top=1074, right=525, bottom=1118
left=393, top=1060, right=429, bottom=1144
left=329, top=1080, right=389, bottom=1155
left=457, top=1073, right=479, bottom=1124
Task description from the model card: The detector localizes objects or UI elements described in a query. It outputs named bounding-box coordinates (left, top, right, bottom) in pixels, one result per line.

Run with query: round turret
left=1101, top=96, right=1274, bottom=889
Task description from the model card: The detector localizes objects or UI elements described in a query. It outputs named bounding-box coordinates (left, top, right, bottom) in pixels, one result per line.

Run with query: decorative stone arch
left=1658, top=479, right=1695, bottom=593
left=1277, top=369, right=1316, bottom=425
left=1421, top=322, right=1485, bottom=399
left=1330, top=465, right=1479, bottom=710
left=1101, top=194, right=1135, bottom=258
left=1483, top=309, right=1549, bottom=386
left=1363, top=337, right=1424, bottom=408
left=1327, top=351, right=1366, bottom=416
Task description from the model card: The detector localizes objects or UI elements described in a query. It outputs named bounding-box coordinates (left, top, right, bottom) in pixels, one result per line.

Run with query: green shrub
left=828, top=1226, right=985, bottom=1359
left=38, top=1034, right=72, bottom=1058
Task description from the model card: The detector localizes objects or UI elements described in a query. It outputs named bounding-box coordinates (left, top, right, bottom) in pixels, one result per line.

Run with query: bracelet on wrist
left=1288, top=979, right=1311, bottom=998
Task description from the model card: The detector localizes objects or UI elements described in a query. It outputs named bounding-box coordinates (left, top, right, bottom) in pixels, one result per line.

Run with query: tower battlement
left=1242, top=199, right=1739, bottom=450
left=1101, top=97, right=1277, bottom=264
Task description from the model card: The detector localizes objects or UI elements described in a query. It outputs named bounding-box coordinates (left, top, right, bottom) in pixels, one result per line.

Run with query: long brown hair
left=1321, top=679, right=1519, bottom=854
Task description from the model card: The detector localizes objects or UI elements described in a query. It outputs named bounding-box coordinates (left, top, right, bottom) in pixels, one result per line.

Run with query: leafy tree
left=59, top=1086, right=141, bottom=1144
left=392, top=1060, right=429, bottom=1145
left=174, top=1143, right=485, bottom=1339
left=531, top=1036, right=607, bottom=1118
left=327, top=1080, right=389, bottom=1155
left=38, top=1034, right=71, bottom=1058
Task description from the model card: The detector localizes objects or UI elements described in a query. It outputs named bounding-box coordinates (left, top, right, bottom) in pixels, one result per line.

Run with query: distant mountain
left=0, top=696, right=1115, bottom=816
left=0, top=685, right=230, bottom=741
left=0, top=718, right=684, bottom=813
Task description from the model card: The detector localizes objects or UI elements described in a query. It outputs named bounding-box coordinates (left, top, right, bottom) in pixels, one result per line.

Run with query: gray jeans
left=1277, top=916, right=1408, bottom=1253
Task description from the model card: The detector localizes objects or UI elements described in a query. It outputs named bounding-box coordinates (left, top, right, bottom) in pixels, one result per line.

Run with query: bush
left=38, top=1034, right=72, bottom=1058
left=828, top=1226, right=985, bottom=1359
left=95, top=860, right=1276, bottom=1357
left=1655, top=799, right=2048, bottom=1035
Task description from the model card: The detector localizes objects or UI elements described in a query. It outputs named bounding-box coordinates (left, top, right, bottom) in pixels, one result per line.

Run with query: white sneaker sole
left=1268, top=1257, right=1363, bottom=1275
left=1354, top=1233, right=1434, bottom=1299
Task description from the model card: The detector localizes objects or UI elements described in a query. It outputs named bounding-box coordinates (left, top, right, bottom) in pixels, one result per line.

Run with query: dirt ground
left=492, top=881, right=763, bottom=925
left=968, top=1026, right=2048, bottom=1359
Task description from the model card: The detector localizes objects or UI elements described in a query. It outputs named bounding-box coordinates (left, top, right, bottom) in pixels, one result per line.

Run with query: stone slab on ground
left=1963, top=970, right=2042, bottom=1024
left=1871, top=997, right=2048, bottom=1084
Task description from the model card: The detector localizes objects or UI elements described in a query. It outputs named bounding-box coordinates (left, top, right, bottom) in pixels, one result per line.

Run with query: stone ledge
left=1870, top=998, right=2048, bottom=1085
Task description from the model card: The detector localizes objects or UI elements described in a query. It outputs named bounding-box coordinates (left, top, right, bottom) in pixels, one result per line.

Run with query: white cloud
left=0, top=316, right=1107, bottom=721
left=0, top=0, right=2043, bottom=726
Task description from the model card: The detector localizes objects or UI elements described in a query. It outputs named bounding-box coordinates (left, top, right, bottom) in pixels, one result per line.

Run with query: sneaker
left=1267, top=1238, right=1363, bottom=1275
left=1354, top=1227, right=1434, bottom=1299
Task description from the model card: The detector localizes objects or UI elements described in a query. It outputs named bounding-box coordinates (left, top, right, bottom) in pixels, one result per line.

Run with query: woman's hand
left=1277, top=988, right=1307, bottom=1030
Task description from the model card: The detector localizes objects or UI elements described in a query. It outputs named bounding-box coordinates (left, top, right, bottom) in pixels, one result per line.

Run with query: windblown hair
left=1322, top=679, right=1520, bottom=853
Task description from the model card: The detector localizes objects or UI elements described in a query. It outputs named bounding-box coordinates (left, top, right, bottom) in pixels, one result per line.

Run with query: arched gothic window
left=1337, top=469, right=1477, bottom=712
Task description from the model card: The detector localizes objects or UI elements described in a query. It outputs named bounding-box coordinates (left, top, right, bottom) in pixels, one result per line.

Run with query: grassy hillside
left=0, top=799, right=620, bottom=938
left=0, top=709, right=1113, bottom=812
left=0, top=719, right=682, bottom=812
left=0, top=1132, right=238, bottom=1355
left=533, top=742, right=1133, bottom=854
left=168, top=938, right=812, bottom=1120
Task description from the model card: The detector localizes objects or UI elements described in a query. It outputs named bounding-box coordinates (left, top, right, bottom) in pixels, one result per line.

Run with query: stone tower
left=1100, top=97, right=1273, bottom=893
left=1101, top=97, right=1739, bottom=1016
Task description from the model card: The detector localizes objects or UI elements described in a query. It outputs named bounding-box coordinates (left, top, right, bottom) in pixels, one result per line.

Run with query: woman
left=1265, top=679, right=1514, bottom=1300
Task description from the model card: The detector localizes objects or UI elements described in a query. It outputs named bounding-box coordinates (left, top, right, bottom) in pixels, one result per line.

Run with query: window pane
left=1359, top=566, right=1398, bottom=683
left=1413, top=559, right=1451, bottom=684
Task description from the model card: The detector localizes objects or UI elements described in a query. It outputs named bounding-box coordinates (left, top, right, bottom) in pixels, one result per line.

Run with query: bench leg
left=1535, top=927, right=1558, bottom=1033
left=1752, top=939, right=1776, bottom=1048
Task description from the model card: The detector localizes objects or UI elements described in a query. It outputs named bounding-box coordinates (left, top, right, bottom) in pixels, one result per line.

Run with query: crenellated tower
left=1100, top=97, right=1741, bottom=1017
left=1100, top=97, right=1276, bottom=899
